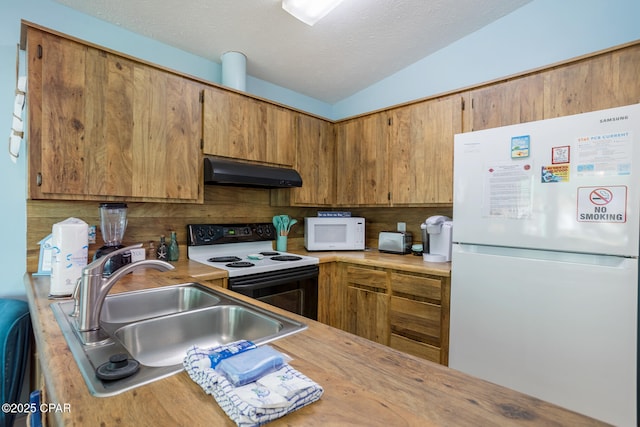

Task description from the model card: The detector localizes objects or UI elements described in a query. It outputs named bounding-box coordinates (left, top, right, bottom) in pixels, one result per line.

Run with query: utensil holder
left=276, top=236, right=287, bottom=252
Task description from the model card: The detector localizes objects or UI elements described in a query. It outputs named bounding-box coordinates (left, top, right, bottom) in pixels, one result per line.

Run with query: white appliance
left=450, top=103, right=640, bottom=426
left=421, top=215, right=453, bottom=262
left=304, top=217, right=365, bottom=251
left=187, top=223, right=318, bottom=277
left=187, top=223, right=320, bottom=320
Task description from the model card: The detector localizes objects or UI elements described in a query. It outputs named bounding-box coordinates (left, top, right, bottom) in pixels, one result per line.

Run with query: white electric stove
left=187, top=223, right=318, bottom=277
left=186, top=223, right=319, bottom=319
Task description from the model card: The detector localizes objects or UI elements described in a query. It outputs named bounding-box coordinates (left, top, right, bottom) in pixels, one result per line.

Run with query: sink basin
left=101, top=284, right=221, bottom=323
left=50, top=282, right=307, bottom=397
left=116, top=305, right=287, bottom=367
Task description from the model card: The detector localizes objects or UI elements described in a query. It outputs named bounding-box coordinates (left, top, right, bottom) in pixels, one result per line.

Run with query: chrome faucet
left=75, top=244, right=174, bottom=332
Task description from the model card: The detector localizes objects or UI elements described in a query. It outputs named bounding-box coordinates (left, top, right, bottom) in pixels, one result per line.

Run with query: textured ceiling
left=53, top=0, right=532, bottom=103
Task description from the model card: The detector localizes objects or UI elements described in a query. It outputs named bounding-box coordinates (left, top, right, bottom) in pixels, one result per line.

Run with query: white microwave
left=304, top=217, right=366, bottom=251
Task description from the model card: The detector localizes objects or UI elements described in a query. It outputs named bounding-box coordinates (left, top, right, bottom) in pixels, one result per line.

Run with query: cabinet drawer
left=346, top=265, right=388, bottom=293
left=390, top=334, right=440, bottom=363
left=390, top=272, right=441, bottom=303
left=390, top=296, right=440, bottom=346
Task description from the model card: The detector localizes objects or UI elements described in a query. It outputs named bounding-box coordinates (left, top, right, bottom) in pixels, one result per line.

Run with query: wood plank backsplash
left=26, top=186, right=451, bottom=272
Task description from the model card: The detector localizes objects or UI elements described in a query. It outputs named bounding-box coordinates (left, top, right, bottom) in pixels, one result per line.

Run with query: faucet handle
left=70, top=277, right=82, bottom=317
left=83, top=243, right=144, bottom=276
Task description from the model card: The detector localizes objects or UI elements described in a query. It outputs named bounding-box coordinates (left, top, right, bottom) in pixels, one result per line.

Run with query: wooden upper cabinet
left=390, top=94, right=462, bottom=205
left=335, top=113, right=390, bottom=205
left=202, top=86, right=295, bottom=167
left=334, top=96, right=462, bottom=206
left=265, top=104, right=296, bottom=166
left=465, top=75, right=545, bottom=132
left=26, top=27, right=203, bottom=202
left=129, top=66, right=203, bottom=200
left=543, top=44, right=640, bottom=117
left=202, top=87, right=258, bottom=161
left=289, top=114, right=335, bottom=206
left=465, top=44, right=640, bottom=130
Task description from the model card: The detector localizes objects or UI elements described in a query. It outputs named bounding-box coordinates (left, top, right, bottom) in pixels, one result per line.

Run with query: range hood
left=203, top=157, right=302, bottom=188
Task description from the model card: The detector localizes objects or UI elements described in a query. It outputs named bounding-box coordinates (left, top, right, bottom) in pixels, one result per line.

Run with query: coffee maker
left=94, top=203, right=129, bottom=275
left=421, top=215, right=453, bottom=262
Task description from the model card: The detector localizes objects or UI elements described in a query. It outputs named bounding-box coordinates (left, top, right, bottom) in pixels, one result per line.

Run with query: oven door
left=228, top=265, right=318, bottom=320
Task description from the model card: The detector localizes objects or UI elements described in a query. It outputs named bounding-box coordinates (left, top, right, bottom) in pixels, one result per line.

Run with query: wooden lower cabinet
left=346, top=267, right=390, bottom=345
left=317, top=262, right=344, bottom=328
left=389, top=272, right=450, bottom=365
left=328, top=262, right=450, bottom=365
left=347, top=286, right=389, bottom=344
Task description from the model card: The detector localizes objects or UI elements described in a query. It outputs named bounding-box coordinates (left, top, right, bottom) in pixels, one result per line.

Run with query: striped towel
left=184, top=345, right=323, bottom=426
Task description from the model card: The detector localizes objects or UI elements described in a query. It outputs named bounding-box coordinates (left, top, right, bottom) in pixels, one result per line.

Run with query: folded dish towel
left=184, top=344, right=323, bottom=427
left=216, top=345, right=285, bottom=387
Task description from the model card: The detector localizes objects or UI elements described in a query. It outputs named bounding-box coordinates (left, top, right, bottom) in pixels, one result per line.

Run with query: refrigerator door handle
left=453, top=243, right=635, bottom=269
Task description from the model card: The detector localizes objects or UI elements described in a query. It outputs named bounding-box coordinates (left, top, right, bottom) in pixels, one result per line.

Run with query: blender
left=94, top=203, right=129, bottom=275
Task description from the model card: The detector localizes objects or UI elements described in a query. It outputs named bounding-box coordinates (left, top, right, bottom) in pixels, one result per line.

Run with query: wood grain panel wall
left=26, top=186, right=450, bottom=272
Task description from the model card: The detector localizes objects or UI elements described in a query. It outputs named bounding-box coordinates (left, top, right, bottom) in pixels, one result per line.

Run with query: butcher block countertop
left=24, top=258, right=604, bottom=426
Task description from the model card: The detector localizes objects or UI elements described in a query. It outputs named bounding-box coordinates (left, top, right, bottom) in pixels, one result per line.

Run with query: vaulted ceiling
left=54, top=0, right=532, bottom=103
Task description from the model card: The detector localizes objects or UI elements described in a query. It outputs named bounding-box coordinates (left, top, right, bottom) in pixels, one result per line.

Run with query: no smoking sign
left=577, top=186, right=627, bottom=222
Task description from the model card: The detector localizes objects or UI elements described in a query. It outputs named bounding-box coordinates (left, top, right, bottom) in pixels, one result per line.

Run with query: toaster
left=378, top=231, right=413, bottom=254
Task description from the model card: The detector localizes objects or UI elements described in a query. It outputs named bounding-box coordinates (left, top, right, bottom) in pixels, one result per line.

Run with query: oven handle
left=229, top=265, right=319, bottom=291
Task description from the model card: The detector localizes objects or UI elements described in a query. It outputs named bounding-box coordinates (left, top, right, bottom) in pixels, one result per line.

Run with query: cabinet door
left=465, top=75, right=544, bottom=132
left=317, top=263, right=344, bottom=329
left=344, top=265, right=389, bottom=345
left=202, top=87, right=259, bottom=161
left=543, top=44, right=640, bottom=117
left=347, top=286, right=390, bottom=345
left=202, top=86, right=295, bottom=166
left=390, top=95, right=461, bottom=205
left=335, top=113, right=390, bottom=205
left=30, top=29, right=103, bottom=198
left=28, top=28, right=202, bottom=202
left=264, top=103, right=295, bottom=166
left=289, top=114, right=335, bottom=205
left=130, top=65, right=203, bottom=200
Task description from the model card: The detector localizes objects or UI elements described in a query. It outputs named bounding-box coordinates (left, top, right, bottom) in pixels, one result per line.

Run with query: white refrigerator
left=450, top=103, right=639, bottom=426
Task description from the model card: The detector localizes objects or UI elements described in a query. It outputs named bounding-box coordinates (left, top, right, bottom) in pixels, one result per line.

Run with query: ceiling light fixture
left=282, top=0, right=344, bottom=26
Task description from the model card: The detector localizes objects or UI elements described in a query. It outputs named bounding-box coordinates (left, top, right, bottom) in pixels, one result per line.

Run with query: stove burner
left=226, top=261, right=255, bottom=268
left=260, top=251, right=280, bottom=256
left=271, top=255, right=303, bottom=262
left=208, top=256, right=242, bottom=263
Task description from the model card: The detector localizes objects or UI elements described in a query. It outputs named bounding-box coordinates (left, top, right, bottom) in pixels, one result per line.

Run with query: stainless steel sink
left=51, top=282, right=307, bottom=397
left=100, top=284, right=221, bottom=323
left=116, top=305, right=287, bottom=367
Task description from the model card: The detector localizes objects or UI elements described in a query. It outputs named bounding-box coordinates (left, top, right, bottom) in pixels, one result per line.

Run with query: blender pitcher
left=94, top=203, right=129, bottom=275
